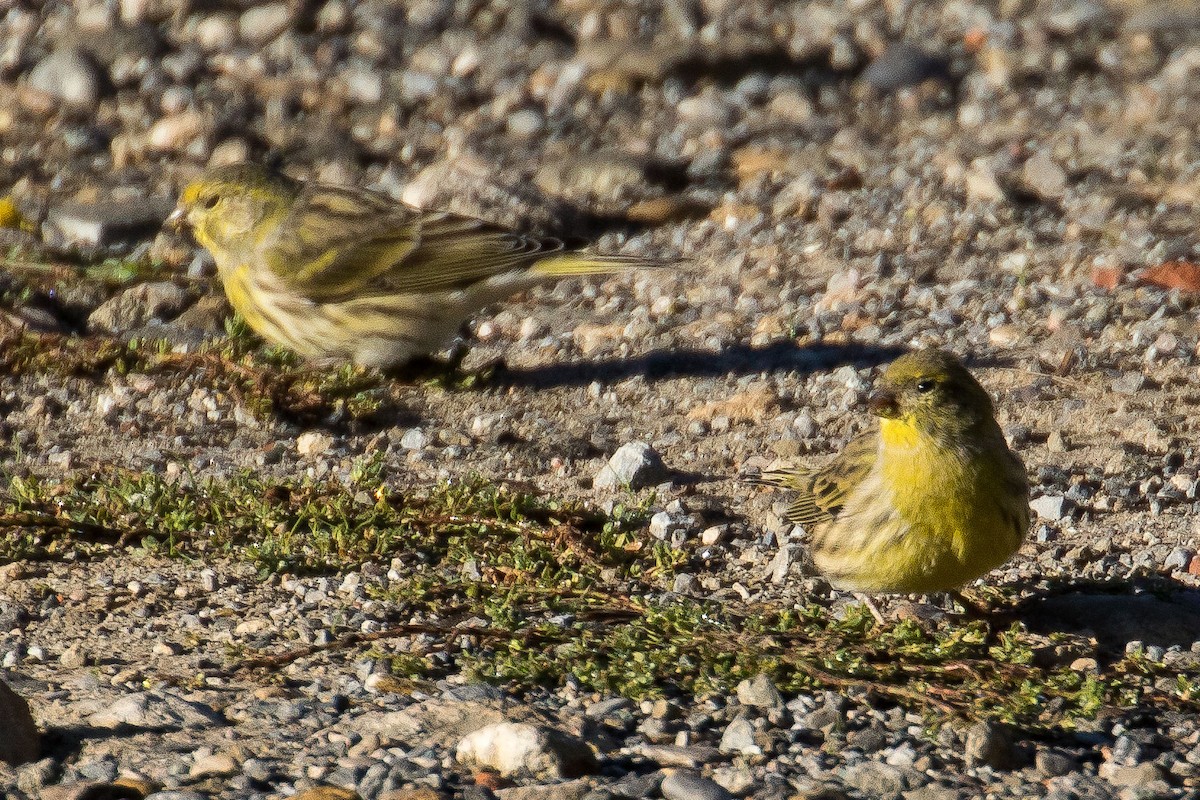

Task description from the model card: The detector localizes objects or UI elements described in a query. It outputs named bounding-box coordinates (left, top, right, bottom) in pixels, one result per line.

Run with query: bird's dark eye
left=202, top=195, right=219, bottom=210
left=915, top=379, right=936, bottom=393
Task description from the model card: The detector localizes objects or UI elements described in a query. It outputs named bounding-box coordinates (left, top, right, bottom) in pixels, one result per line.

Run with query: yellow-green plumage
left=170, top=163, right=660, bottom=368
left=757, top=349, right=1029, bottom=594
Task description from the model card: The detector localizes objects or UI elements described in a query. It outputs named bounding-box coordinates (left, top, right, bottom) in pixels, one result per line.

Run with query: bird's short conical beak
left=867, top=388, right=900, bottom=418
left=165, top=206, right=186, bottom=232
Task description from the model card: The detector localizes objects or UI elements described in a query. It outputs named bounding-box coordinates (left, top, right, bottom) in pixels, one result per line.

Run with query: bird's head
left=168, top=163, right=297, bottom=262
left=868, top=348, right=996, bottom=442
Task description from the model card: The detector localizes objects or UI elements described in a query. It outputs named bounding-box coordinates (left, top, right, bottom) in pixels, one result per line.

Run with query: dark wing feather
left=382, top=212, right=563, bottom=293
left=265, top=184, right=560, bottom=299
left=757, top=433, right=876, bottom=527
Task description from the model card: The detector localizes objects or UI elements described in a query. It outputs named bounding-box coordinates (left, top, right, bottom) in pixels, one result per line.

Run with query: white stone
left=455, top=721, right=597, bottom=779
left=296, top=431, right=333, bottom=456
left=593, top=442, right=668, bottom=490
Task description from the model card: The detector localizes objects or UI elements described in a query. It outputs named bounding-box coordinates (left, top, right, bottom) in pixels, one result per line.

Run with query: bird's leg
left=855, top=593, right=887, bottom=625
left=442, top=340, right=471, bottom=374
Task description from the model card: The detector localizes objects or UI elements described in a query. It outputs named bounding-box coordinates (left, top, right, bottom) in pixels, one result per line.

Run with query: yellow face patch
left=180, top=182, right=206, bottom=209
left=878, top=416, right=923, bottom=449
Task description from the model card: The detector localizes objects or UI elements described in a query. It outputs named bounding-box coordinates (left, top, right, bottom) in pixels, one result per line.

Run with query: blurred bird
left=753, top=349, right=1029, bottom=608
left=168, top=163, right=664, bottom=368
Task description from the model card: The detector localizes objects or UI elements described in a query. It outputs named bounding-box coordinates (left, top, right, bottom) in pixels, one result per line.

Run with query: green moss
left=2, top=462, right=1198, bottom=730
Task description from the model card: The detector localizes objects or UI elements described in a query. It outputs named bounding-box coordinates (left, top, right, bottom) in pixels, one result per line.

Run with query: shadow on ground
left=1017, top=576, right=1200, bottom=656
left=492, top=340, right=909, bottom=389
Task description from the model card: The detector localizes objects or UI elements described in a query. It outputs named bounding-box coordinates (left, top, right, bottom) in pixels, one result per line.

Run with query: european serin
left=168, top=163, right=662, bottom=368
left=755, top=349, right=1029, bottom=596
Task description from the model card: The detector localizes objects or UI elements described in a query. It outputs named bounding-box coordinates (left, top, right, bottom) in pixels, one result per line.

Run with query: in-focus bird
left=754, top=349, right=1029, bottom=606
left=168, top=163, right=664, bottom=368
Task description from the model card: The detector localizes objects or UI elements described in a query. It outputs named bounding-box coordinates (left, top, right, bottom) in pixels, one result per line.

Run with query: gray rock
left=902, top=785, right=963, bottom=800
left=672, top=573, right=698, bottom=593
left=399, top=70, right=439, bottom=101
left=637, top=744, right=723, bottom=770
left=862, top=43, right=949, bottom=90
left=1046, top=430, right=1069, bottom=453
left=717, top=714, right=758, bottom=755
left=340, top=66, right=383, bottom=103
left=46, top=197, right=172, bottom=248
left=764, top=543, right=799, bottom=584
left=86, top=691, right=224, bottom=731
left=400, top=428, right=428, bottom=450
left=1109, top=734, right=1146, bottom=767
left=41, top=782, right=138, bottom=800
left=238, top=3, right=291, bottom=44
left=661, top=769, right=734, bottom=800
left=676, top=94, right=733, bottom=126
left=638, top=716, right=675, bottom=744
left=1045, top=0, right=1110, bottom=35
left=507, top=109, right=545, bottom=138
left=28, top=48, right=102, bottom=109
left=189, top=752, right=238, bottom=779
left=241, top=758, right=275, bottom=782
left=649, top=699, right=682, bottom=720
left=192, top=13, right=238, bottom=51
left=0, top=679, right=38, bottom=765
left=845, top=762, right=907, bottom=799
left=1098, top=761, right=1169, bottom=790
left=143, top=793, right=208, bottom=800
left=1165, top=546, right=1194, bottom=571
left=964, top=722, right=1019, bottom=770
left=15, top=758, right=54, bottom=796
left=589, top=771, right=665, bottom=799
left=648, top=511, right=674, bottom=539
left=455, top=722, right=597, bottom=780
left=535, top=152, right=650, bottom=199
left=1112, top=372, right=1146, bottom=395
left=1030, top=495, right=1072, bottom=522
left=171, top=293, right=227, bottom=335
left=0, top=602, right=29, bottom=632
left=1022, top=152, right=1067, bottom=200
left=785, top=778, right=851, bottom=800
left=848, top=725, right=890, bottom=753
left=585, top=697, right=634, bottom=719
left=735, top=673, right=783, bottom=710
left=1035, top=748, right=1076, bottom=777
left=441, top=683, right=506, bottom=702
left=59, top=644, right=87, bottom=669
left=800, top=702, right=845, bottom=733
left=593, top=442, right=668, bottom=490
left=355, top=762, right=392, bottom=799
left=462, top=786, right=498, bottom=800
left=295, top=430, right=333, bottom=457
left=1125, top=2, right=1200, bottom=32
left=88, top=282, right=189, bottom=334
left=1045, top=773, right=1117, bottom=800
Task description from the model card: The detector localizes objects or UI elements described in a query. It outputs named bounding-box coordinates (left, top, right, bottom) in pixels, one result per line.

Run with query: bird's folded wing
left=383, top=213, right=564, bottom=294
left=264, top=183, right=560, bottom=299
left=266, top=185, right=424, bottom=299
left=762, top=433, right=875, bottom=527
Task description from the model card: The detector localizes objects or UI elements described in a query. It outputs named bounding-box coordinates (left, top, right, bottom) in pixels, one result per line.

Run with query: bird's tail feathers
left=530, top=253, right=679, bottom=276
left=743, top=466, right=812, bottom=490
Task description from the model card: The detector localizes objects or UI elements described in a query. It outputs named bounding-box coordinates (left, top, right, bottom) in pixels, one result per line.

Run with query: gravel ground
left=4, top=1, right=1200, bottom=799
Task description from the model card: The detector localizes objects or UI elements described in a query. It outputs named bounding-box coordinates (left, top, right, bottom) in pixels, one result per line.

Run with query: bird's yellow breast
left=828, top=416, right=1023, bottom=594
left=222, top=263, right=260, bottom=324
left=878, top=416, right=975, bottom=537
